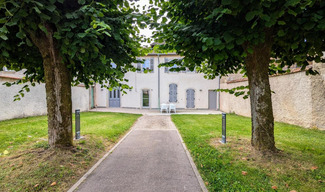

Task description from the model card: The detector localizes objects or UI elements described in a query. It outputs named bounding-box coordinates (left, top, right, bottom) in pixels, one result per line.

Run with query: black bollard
left=75, top=109, right=80, bottom=140
left=221, top=113, right=226, bottom=144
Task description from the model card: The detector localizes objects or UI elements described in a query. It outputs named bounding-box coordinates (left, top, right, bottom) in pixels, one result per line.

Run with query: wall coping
left=0, top=75, right=23, bottom=80
left=226, top=68, right=307, bottom=84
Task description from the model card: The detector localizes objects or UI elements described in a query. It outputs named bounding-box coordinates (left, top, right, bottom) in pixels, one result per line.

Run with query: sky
left=133, top=0, right=154, bottom=45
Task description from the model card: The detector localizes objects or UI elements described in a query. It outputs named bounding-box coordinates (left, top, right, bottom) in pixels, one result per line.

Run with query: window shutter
left=137, top=63, right=141, bottom=73
left=175, top=84, right=178, bottom=102
left=169, top=84, right=172, bottom=102
left=169, top=84, right=177, bottom=102
left=150, top=58, right=154, bottom=73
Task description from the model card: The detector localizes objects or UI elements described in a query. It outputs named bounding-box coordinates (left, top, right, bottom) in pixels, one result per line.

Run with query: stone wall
left=0, top=76, right=90, bottom=121
left=220, top=65, right=325, bottom=129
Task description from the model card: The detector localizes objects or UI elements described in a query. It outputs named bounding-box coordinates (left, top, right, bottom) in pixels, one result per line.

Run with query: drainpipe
left=217, top=76, right=220, bottom=110
left=158, top=53, right=161, bottom=110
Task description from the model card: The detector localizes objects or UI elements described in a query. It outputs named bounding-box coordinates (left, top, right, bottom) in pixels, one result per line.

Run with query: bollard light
left=221, top=113, right=226, bottom=144
left=75, top=109, right=80, bottom=140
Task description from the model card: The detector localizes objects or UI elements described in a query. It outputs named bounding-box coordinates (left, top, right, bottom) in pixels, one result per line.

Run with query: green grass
left=0, top=112, right=141, bottom=191
left=172, top=114, right=325, bottom=192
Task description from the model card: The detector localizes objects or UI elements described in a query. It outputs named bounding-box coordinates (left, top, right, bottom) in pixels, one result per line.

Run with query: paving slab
left=72, top=115, right=205, bottom=192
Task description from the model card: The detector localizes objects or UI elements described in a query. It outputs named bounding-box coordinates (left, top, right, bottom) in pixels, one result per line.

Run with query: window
left=169, top=84, right=177, bottom=102
left=142, top=90, right=149, bottom=107
left=164, top=58, right=178, bottom=73
left=164, top=58, right=193, bottom=73
left=137, top=58, right=154, bottom=73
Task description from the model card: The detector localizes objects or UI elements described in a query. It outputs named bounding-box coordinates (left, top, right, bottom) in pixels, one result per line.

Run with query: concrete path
left=70, top=115, right=207, bottom=192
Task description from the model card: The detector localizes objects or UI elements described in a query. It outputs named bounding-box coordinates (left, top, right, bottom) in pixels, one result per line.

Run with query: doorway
left=142, top=90, right=150, bottom=108
left=109, top=89, right=120, bottom=107
left=208, top=90, right=217, bottom=110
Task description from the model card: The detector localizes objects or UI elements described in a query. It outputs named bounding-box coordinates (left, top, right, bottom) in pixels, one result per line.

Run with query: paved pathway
left=71, top=115, right=206, bottom=192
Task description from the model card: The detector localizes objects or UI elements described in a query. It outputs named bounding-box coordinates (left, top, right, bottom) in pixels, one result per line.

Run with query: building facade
left=94, top=53, right=220, bottom=110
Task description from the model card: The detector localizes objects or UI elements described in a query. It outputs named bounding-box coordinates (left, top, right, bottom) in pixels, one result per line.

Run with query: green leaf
left=223, top=32, right=234, bottom=43
left=46, top=4, right=56, bottom=12
left=214, top=38, right=222, bottom=45
left=245, top=11, right=257, bottom=21
left=16, top=31, right=25, bottom=39
left=53, top=32, right=62, bottom=39
left=277, top=30, right=285, bottom=37
left=202, top=45, right=208, bottom=51
left=78, top=33, right=87, bottom=38
left=288, top=9, right=297, bottom=16
left=206, top=38, right=213, bottom=46
left=0, top=34, right=8, bottom=40
left=278, top=21, right=286, bottom=25
left=33, top=7, right=41, bottom=14
left=78, top=0, right=86, bottom=5
left=162, top=17, right=167, bottom=24
left=0, top=18, right=7, bottom=24
left=2, top=50, right=9, bottom=57
left=221, top=0, right=232, bottom=6
left=38, top=24, right=48, bottom=35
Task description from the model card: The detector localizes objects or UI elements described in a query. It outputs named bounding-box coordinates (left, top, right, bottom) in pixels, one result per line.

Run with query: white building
left=94, top=53, right=220, bottom=110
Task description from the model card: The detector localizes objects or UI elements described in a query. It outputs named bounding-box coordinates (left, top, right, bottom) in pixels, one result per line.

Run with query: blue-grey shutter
left=137, top=63, right=141, bottom=73
left=169, top=84, right=177, bottom=102
left=186, top=89, right=195, bottom=108
left=150, top=58, right=154, bottom=73
left=186, top=90, right=189, bottom=108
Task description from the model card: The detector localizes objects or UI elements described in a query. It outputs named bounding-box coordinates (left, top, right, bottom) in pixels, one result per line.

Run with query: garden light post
left=221, top=113, right=226, bottom=144
left=75, top=109, right=80, bottom=140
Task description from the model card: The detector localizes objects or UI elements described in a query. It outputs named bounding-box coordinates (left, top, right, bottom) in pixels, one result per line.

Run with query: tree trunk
left=245, top=34, right=276, bottom=152
left=29, top=24, right=73, bottom=148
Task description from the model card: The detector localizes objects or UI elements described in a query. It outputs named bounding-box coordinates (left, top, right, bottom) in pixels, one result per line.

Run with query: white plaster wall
left=122, top=56, right=159, bottom=109
left=95, top=84, right=108, bottom=107
left=220, top=71, right=314, bottom=128
left=0, top=78, right=90, bottom=121
left=220, top=80, right=251, bottom=116
left=0, top=79, right=47, bottom=121
left=71, top=86, right=90, bottom=112
left=121, top=55, right=220, bottom=109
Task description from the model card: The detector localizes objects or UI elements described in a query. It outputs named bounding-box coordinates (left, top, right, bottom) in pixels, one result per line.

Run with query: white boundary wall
left=0, top=77, right=89, bottom=121
left=220, top=64, right=325, bottom=129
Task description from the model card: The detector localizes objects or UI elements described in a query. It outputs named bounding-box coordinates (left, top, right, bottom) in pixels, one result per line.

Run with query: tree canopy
left=0, top=0, right=145, bottom=91
left=151, top=0, right=325, bottom=151
left=153, top=0, right=325, bottom=76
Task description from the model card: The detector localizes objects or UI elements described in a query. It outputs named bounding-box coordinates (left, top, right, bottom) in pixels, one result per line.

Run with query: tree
left=0, top=0, right=144, bottom=148
left=152, top=0, right=325, bottom=152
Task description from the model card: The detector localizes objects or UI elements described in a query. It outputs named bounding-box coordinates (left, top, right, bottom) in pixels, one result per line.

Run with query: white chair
left=160, top=103, right=169, bottom=113
left=169, top=103, right=176, bottom=113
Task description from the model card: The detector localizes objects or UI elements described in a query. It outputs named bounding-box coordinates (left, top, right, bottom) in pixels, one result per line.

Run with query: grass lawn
left=172, top=114, right=325, bottom=192
left=0, top=112, right=140, bottom=192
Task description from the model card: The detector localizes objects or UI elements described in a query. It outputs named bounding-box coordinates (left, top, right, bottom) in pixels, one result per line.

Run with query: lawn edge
left=67, top=115, right=142, bottom=192
left=171, top=116, right=209, bottom=192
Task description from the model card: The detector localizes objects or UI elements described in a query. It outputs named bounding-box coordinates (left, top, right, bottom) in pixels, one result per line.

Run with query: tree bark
left=29, top=24, right=73, bottom=148
left=245, top=33, right=277, bottom=152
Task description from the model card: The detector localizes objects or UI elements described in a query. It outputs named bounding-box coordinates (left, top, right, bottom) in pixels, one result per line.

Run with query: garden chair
left=169, top=103, right=176, bottom=113
left=160, top=103, right=169, bottom=113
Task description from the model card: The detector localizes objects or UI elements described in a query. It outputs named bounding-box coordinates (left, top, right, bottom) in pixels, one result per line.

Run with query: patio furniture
left=169, top=103, right=176, bottom=113
left=160, top=103, right=169, bottom=113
